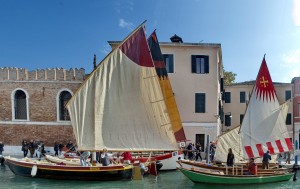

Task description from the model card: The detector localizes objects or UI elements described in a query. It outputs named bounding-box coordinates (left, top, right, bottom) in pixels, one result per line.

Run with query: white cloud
left=114, top=0, right=134, bottom=14
left=101, top=43, right=111, bottom=55
left=293, top=0, right=300, bottom=26
left=280, top=49, right=300, bottom=81
left=119, top=19, right=134, bottom=30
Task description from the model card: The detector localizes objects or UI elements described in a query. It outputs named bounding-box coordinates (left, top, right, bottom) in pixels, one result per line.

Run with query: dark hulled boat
left=6, top=157, right=132, bottom=181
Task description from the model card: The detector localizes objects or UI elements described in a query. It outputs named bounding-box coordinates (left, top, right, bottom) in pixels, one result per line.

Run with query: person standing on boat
left=66, top=140, right=76, bottom=152
left=21, top=140, right=29, bottom=157
left=101, top=148, right=111, bottom=166
left=262, top=150, right=271, bottom=169
left=122, top=151, right=133, bottom=164
left=58, top=142, right=64, bottom=156
left=28, top=140, right=35, bottom=158
left=54, top=142, right=59, bottom=156
left=226, top=148, right=234, bottom=166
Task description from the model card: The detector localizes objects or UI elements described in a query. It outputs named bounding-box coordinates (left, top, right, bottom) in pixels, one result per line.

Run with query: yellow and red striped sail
left=240, top=56, right=292, bottom=158
left=66, top=22, right=178, bottom=152
left=147, top=31, right=186, bottom=142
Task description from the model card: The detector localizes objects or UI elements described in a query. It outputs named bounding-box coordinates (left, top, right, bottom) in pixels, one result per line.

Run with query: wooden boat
left=6, top=22, right=180, bottom=180
left=178, top=159, right=289, bottom=174
left=178, top=167, right=293, bottom=184
left=46, top=151, right=183, bottom=171
left=179, top=56, right=295, bottom=184
left=5, top=157, right=132, bottom=181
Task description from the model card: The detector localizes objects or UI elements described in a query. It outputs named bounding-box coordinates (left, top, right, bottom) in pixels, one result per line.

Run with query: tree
left=223, top=67, right=237, bottom=85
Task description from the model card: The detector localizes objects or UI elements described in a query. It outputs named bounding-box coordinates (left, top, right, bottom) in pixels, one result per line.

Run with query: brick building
left=0, top=67, right=85, bottom=155
left=292, top=77, right=300, bottom=144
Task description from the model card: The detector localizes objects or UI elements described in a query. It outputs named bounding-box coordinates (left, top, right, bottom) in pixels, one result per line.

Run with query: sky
left=0, top=0, right=299, bottom=83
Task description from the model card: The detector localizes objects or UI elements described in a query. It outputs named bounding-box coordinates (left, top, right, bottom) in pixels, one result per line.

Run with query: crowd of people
left=183, top=141, right=216, bottom=162
left=20, top=140, right=77, bottom=159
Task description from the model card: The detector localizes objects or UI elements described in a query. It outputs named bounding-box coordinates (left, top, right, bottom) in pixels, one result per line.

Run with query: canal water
left=0, top=164, right=299, bottom=189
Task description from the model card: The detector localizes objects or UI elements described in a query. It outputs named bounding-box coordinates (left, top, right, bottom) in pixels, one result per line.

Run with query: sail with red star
left=240, top=56, right=292, bottom=159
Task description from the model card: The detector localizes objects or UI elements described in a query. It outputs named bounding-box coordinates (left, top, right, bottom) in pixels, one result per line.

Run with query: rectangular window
left=286, top=113, right=292, bottom=125
left=225, top=115, right=231, bottom=127
left=225, top=92, right=231, bottom=103
left=163, top=54, right=174, bottom=73
left=240, top=114, right=244, bottom=125
left=191, top=55, right=209, bottom=74
left=195, top=134, right=205, bottom=152
left=240, top=91, right=246, bottom=103
left=285, top=90, right=291, bottom=101
left=195, top=93, right=206, bottom=113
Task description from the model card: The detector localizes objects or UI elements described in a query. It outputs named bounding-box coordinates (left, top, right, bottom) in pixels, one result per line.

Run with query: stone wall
left=0, top=67, right=85, bottom=153
left=0, top=67, right=85, bottom=81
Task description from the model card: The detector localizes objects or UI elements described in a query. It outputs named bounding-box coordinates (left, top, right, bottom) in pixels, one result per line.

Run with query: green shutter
left=204, top=56, right=209, bottom=73
left=192, top=55, right=196, bottom=73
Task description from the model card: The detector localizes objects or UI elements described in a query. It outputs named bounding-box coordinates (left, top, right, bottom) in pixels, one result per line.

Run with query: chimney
left=170, top=34, right=183, bottom=43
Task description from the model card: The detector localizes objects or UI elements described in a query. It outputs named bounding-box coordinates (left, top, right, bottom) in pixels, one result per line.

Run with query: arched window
left=14, top=90, right=27, bottom=120
left=59, top=91, right=72, bottom=121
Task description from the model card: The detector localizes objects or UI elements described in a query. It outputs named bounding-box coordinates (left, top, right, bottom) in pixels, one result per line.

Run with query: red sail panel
left=244, top=146, right=254, bottom=158
left=266, top=142, right=275, bottom=154
left=255, top=56, right=276, bottom=102
left=256, top=144, right=264, bottom=157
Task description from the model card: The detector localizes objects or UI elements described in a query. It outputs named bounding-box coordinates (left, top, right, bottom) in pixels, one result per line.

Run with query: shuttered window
left=163, top=54, right=174, bottom=73
left=285, top=90, right=291, bottom=101
left=286, top=113, right=292, bottom=125
left=195, top=93, right=206, bottom=113
left=225, top=115, right=231, bottom=127
left=240, top=91, right=246, bottom=103
left=191, top=55, right=209, bottom=74
left=225, top=92, right=231, bottom=103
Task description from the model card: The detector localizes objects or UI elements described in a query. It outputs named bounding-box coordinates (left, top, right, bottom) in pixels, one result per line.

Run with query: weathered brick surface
left=0, top=125, right=75, bottom=146
left=0, top=67, right=85, bottom=147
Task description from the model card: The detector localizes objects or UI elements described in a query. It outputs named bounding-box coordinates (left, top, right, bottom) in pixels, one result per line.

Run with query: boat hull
left=179, top=167, right=293, bottom=184
left=178, top=160, right=288, bottom=173
left=5, top=157, right=132, bottom=181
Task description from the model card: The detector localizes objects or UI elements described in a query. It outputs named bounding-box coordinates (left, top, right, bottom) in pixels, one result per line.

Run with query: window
left=225, top=92, right=231, bottom=103
left=59, top=91, right=72, bottom=121
left=163, top=54, right=174, bottom=73
left=14, top=90, right=28, bottom=120
left=225, top=115, right=231, bottom=127
left=299, top=84, right=300, bottom=94
left=286, top=113, right=292, bottom=125
left=195, top=93, right=205, bottom=113
left=285, top=90, right=291, bottom=101
left=240, top=114, right=244, bottom=125
left=240, top=91, right=246, bottom=103
left=191, top=55, right=209, bottom=74
left=195, top=134, right=205, bottom=152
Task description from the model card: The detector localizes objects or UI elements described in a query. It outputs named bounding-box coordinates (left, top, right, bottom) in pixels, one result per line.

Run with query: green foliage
left=223, top=67, right=237, bottom=85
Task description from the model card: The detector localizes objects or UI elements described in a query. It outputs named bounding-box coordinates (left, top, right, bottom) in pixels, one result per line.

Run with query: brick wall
left=0, top=67, right=85, bottom=151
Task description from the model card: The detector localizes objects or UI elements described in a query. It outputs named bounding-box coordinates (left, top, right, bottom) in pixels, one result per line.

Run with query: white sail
left=67, top=23, right=178, bottom=152
left=240, top=57, right=292, bottom=158
left=215, top=127, right=244, bottom=163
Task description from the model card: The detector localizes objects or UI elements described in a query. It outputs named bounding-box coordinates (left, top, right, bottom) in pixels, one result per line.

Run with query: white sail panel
left=215, top=127, right=245, bottom=163
left=67, top=26, right=178, bottom=151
